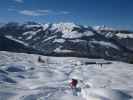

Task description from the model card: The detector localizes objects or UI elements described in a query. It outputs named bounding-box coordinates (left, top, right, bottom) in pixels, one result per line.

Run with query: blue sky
left=0, top=0, right=133, bottom=29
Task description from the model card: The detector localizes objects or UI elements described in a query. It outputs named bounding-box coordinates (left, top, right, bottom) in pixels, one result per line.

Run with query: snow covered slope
left=0, top=51, right=133, bottom=100
left=0, top=22, right=133, bottom=62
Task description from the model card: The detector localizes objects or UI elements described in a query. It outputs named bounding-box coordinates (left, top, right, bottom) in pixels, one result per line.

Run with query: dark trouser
left=72, top=87, right=78, bottom=96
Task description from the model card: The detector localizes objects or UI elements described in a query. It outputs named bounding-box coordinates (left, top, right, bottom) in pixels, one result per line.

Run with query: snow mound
left=81, top=88, right=132, bottom=100
left=58, top=94, right=84, bottom=100
left=0, top=69, right=8, bottom=75
left=6, top=64, right=27, bottom=72
left=0, top=74, right=16, bottom=83
left=6, top=67, right=25, bottom=72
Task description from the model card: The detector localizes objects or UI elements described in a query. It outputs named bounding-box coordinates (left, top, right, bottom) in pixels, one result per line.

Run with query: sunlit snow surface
left=0, top=51, right=133, bottom=100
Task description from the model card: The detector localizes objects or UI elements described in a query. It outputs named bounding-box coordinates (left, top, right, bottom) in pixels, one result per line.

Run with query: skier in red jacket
left=69, top=78, right=78, bottom=96
left=70, top=79, right=78, bottom=89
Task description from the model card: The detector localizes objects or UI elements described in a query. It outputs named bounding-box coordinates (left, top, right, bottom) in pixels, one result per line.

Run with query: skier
left=69, top=78, right=78, bottom=96
left=70, top=79, right=78, bottom=88
left=38, top=56, right=45, bottom=63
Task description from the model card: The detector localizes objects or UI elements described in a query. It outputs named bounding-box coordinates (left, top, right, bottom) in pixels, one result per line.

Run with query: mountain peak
left=93, top=25, right=114, bottom=31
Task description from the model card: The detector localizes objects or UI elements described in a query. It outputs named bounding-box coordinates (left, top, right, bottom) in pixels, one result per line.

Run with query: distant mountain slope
left=0, top=35, right=44, bottom=55
left=0, top=22, right=133, bottom=62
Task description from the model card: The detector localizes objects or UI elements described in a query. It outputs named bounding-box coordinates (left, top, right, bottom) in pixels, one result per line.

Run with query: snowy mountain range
left=0, top=22, right=133, bottom=63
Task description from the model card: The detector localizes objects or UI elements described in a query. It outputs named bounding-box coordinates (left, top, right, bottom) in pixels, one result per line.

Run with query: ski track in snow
left=0, top=51, right=133, bottom=100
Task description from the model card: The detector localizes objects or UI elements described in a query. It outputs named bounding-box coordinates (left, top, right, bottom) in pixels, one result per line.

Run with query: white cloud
left=37, top=9, right=51, bottom=13
left=19, top=10, right=50, bottom=16
left=13, top=0, right=23, bottom=3
left=60, top=11, right=70, bottom=14
left=8, top=8, right=18, bottom=11
left=9, top=8, right=70, bottom=17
